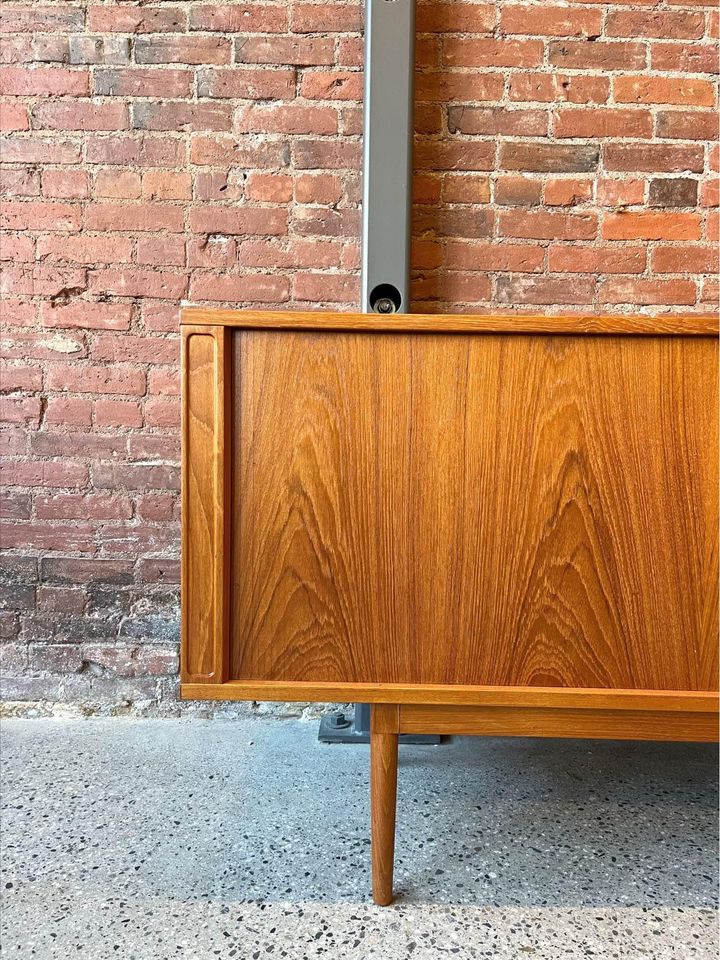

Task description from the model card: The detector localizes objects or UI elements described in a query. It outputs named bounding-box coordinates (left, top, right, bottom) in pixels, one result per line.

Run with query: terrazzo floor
left=1, top=717, right=717, bottom=959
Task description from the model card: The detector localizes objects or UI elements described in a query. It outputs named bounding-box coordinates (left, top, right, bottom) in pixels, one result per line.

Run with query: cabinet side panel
left=181, top=326, right=229, bottom=682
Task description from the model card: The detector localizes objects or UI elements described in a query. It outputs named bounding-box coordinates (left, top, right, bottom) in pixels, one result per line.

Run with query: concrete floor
left=1, top=718, right=717, bottom=959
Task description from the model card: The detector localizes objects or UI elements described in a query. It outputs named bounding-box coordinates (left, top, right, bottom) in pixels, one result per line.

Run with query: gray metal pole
left=361, top=0, right=416, bottom=314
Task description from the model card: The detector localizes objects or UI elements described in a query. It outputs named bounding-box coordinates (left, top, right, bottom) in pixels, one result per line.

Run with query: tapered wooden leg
left=370, top=705, right=399, bottom=906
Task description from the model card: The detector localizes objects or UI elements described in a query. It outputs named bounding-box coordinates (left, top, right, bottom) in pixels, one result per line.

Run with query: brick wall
left=0, top=1, right=717, bottom=712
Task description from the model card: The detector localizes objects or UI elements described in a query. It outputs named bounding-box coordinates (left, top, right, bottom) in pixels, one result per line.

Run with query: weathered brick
left=135, top=35, right=231, bottom=65
left=94, top=68, right=192, bottom=98
left=500, top=143, right=599, bottom=173
left=648, top=179, right=699, bottom=208
left=0, top=66, right=88, bottom=94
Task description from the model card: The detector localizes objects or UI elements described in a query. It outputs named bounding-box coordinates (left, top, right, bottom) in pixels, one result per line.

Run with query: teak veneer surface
left=229, top=329, right=717, bottom=691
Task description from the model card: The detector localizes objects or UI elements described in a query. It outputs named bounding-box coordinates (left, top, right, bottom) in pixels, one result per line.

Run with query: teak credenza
left=180, top=308, right=719, bottom=905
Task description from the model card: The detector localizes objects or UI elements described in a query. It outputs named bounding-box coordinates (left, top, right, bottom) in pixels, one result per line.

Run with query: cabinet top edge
left=180, top=308, right=719, bottom=337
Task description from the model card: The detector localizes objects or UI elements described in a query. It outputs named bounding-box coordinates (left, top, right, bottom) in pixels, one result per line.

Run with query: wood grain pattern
left=370, top=705, right=399, bottom=906
left=398, top=703, right=719, bottom=742
left=181, top=325, right=229, bottom=683
left=180, top=681, right=718, bottom=712
left=229, top=329, right=718, bottom=693
left=181, top=307, right=719, bottom=337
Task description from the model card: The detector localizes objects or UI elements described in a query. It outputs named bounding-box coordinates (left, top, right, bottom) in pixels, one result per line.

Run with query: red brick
left=137, top=235, right=186, bottom=267
left=544, top=178, right=593, bottom=206
left=132, top=101, right=233, bottom=133
left=614, top=76, right=716, bottom=107
left=142, top=171, right=192, bottom=201
left=36, top=493, right=133, bottom=521
left=91, top=334, right=177, bottom=365
left=41, top=170, right=89, bottom=199
left=291, top=4, right=362, bottom=32
left=509, top=72, right=609, bottom=104
left=136, top=494, right=174, bottom=521
left=294, top=174, right=342, bottom=205
left=89, top=268, right=188, bottom=300
left=652, top=246, right=718, bottom=274
left=1, top=332, right=85, bottom=361
left=87, top=6, right=186, bottom=33
left=41, top=301, right=132, bottom=331
left=496, top=275, right=596, bottom=305
left=32, top=101, right=128, bottom=131
left=0, top=394, right=41, bottom=423
left=0, top=137, right=81, bottom=164
left=86, top=136, right=184, bottom=167
left=0, top=6, right=85, bottom=33
left=47, top=364, right=146, bottom=396
left=85, top=203, right=184, bottom=233
left=602, top=212, right=702, bottom=241
left=0, top=102, right=28, bottom=131
left=43, top=396, right=92, bottom=427
left=443, top=175, right=492, bottom=204
left=413, top=272, right=492, bottom=303
left=0, top=66, right=88, bottom=95
left=235, top=36, right=333, bottom=65
left=94, top=169, right=142, bottom=200
left=3, top=522, right=94, bottom=552
left=596, top=179, right=645, bottom=207
left=245, top=173, right=293, bottom=202
left=501, top=142, right=599, bottom=173
left=443, top=38, right=543, bottom=67
left=188, top=272, right=290, bottom=304
left=0, top=362, right=41, bottom=392
left=604, top=144, right=704, bottom=173
left=501, top=6, right=602, bottom=36
left=40, top=557, right=134, bottom=585
left=94, top=68, right=193, bottom=98
left=555, top=108, right=652, bottom=139
left=0, top=168, right=40, bottom=197
left=1, top=201, right=82, bottom=231
left=415, top=72, right=504, bottom=102
left=0, top=491, right=30, bottom=520
left=189, top=206, right=287, bottom=236
left=95, top=399, right=143, bottom=428
left=548, top=245, right=646, bottom=274
left=448, top=105, right=547, bottom=136
left=186, top=235, right=238, bottom=268
left=190, top=4, right=288, bottom=32
left=495, top=175, right=542, bottom=206
left=37, top=235, right=133, bottom=265
left=235, top=103, right=338, bottom=135
left=700, top=180, right=720, bottom=208
left=198, top=67, right=295, bottom=99
left=651, top=43, right=718, bottom=74
left=0, top=234, right=34, bottom=261
left=656, top=111, right=718, bottom=141
left=144, top=396, right=180, bottom=427
left=445, top=240, right=544, bottom=272
left=414, top=141, right=495, bottom=171
left=93, top=462, right=179, bottom=492
left=292, top=272, right=358, bottom=303
left=499, top=210, right=597, bottom=240
left=36, top=586, right=86, bottom=614
left=606, top=10, right=705, bottom=39
left=148, top=369, right=180, bottom=395
left=599, top=278, right=697, bottom=306
left=548, top=40, right=646, bottom=70
left=3, top=460, right=88, bottom=487
left=134, top=35, right=231, bottom=65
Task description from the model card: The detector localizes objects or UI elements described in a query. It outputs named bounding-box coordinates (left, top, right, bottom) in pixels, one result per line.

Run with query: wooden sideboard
left=180, top=308, right=719, bottom=905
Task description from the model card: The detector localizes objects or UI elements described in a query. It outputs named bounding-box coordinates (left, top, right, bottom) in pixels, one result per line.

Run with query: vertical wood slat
left=181, top=324, right=230, bottom=683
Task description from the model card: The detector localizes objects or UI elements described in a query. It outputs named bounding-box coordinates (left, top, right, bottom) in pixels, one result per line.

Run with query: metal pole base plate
left=318, top=710, right=441, bottom=745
